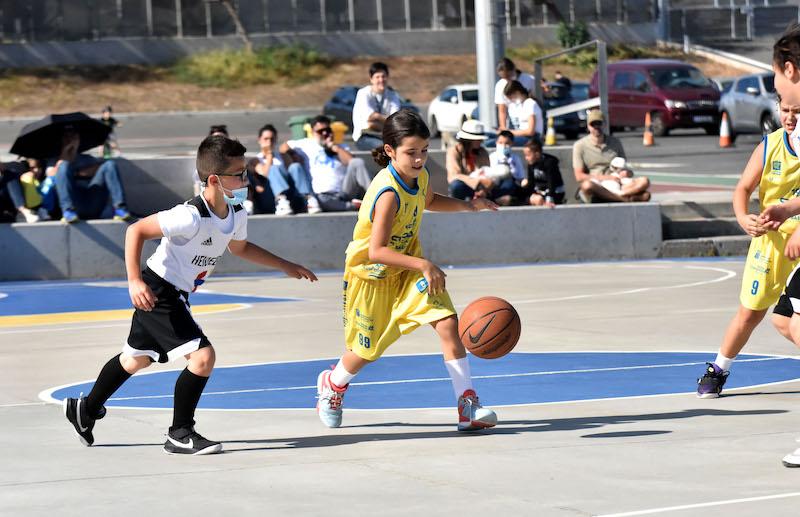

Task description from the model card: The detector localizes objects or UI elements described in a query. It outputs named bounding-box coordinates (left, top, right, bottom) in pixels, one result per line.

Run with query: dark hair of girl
left=371, top=108, right=430, bottom=167
left=774, top=23, right=800, bottom=71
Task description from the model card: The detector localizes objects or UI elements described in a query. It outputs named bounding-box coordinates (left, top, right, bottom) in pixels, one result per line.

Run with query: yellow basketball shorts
left=342, top=270, right=457, bottom=361
left=740, top=231, right=798, bottom=313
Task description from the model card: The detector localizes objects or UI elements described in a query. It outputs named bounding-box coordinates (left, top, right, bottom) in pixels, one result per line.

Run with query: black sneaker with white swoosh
left=163, top=426, right=222, bottom=455
left=63, top=395, right=106, bottom=446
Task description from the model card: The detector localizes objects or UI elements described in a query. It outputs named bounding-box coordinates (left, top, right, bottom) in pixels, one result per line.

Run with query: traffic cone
left=643, top=112, right=654, bottom=147
left=544, top=116, right=557, bottom=146
left=719, top=112, right=732, bottom=148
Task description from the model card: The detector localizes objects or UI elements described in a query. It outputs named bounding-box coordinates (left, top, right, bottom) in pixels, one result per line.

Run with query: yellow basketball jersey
left=761, top=128, right=800, bottom=233
left=345, top=164, right=429, bottom=281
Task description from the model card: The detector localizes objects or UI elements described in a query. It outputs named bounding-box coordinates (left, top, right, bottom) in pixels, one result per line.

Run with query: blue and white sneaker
left=697, top=362, right=729, bottom=399
left=113, top=207, right=132, bottom=221
left=61, top=209, right=79, bottom=224
left=457, top=389, right=497, bottom=431
left=316, top=369, right=347, bottom=428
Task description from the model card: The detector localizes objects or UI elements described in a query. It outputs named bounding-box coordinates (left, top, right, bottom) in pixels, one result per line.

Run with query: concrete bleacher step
left=662, top=217, right=745, bottom=240
left=659, top=199, right=757, bottom=222
left=659, top=235, right=751, bottom=258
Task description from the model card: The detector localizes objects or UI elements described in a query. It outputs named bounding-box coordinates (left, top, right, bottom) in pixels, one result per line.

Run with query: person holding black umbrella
left=49, top=125, right=131, bottom=223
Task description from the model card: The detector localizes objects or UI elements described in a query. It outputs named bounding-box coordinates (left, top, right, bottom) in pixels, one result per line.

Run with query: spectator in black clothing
left=521, top=139, right=565, bottom=208
left=0, top=160, right=40, bottom=222
left=554, top=70, right=572, bottom=89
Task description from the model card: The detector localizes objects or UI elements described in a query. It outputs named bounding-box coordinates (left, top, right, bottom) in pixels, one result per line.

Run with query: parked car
left=589, top=59, right=721, bottom=136
left=570, top=81, right=590, bottom=126
left=468, top=82, right=585, bottom=140
left=427, top=84, right=479, bottom=136
left=712, top=77, right=734, bottom=95
left=719, top=73, right=779, bottom=136
left=322, top=86, right=419, bottom=131
left=542, top=82, right=585, bottom=140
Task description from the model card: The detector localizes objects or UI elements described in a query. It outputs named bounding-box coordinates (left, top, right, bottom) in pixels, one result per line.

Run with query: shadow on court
left=221, top=408, right=786, bottom=453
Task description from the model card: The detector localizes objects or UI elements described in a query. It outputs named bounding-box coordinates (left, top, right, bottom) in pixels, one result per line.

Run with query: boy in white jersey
left=64, top=135, right=317, bottom=455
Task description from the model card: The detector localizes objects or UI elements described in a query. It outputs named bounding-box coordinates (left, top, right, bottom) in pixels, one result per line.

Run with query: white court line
left=0, top=264, right=735, bottom=332
left=596, top=492, right=800, bottom=516
left=0, top=401, right=46, bottom=408
left=512, top=266, right=735, bottom=305
left=103, top=357, right=782, bottom=402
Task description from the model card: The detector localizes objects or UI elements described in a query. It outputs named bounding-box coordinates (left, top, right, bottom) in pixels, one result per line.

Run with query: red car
left=590, top=59, right=721, bottom=136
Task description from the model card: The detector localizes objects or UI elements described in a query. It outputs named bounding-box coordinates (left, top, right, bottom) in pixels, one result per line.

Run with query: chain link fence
left=0, top=0, right=657, bottom=44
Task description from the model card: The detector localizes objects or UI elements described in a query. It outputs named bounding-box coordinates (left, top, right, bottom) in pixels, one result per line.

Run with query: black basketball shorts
left=123, top=268, right=211, bottom=363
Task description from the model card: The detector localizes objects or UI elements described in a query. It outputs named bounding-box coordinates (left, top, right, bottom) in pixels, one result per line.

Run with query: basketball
left=458, top=296, right=521, bottom=359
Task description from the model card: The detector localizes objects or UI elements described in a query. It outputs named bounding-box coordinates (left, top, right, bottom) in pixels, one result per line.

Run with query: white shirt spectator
left=352, top=86, right=402, bottom=141
left=256, top=151, right=284, bottom=168
left=507, top=98, right=544, bottom=136
left=489, top=148, right=526, bottom=182
left=494, top=72, right=535, bottom=105
left=287, top=138, right=350, bottom=194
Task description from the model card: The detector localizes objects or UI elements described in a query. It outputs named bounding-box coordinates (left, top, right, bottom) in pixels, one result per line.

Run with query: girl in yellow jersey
left=315, top=109, right=500, bottom=431
left=696, top=94, right=800, bottom=399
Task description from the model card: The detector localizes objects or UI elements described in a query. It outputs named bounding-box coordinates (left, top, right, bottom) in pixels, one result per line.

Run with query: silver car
left=719, top=73, right=779, bottom=136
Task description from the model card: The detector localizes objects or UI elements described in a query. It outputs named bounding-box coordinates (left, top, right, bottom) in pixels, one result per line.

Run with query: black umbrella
left=10, top=112, right=111, bottom=159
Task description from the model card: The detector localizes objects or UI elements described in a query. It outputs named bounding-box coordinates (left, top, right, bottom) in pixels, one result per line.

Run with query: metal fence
left=0, top=0, right=657, bottom=43
left=668, top=2, right=800, bottom=43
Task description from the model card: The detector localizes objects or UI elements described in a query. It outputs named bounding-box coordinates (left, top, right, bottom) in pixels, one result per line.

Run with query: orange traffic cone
left=719, top=112, right=732, bottom=148
left=643, top=112, right=654, bottom=147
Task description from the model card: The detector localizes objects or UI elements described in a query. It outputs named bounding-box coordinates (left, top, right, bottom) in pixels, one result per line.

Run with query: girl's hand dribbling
left=129, top=278, right=156, bottom=311
left=421, top=260, right=446, bottom=296
left=281, top=261, right=318, bottom=282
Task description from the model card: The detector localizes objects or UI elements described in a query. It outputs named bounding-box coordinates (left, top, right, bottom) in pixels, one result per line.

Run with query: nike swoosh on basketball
left=168, top=436, right=194, bottom=449
left=469, top=315, right=496, bottom=344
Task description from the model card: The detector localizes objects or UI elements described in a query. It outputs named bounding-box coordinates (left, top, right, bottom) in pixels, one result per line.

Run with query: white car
left=427, top=84, right=479, bottom=136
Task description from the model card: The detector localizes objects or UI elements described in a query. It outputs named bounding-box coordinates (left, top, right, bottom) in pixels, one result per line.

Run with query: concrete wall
left=0, top=203, right=662, bottom=281
left=0, top=23, right=657, bottom=68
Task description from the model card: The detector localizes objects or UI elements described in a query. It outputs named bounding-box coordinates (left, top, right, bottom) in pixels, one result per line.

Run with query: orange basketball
left=458, top=296, right=521, bottom=359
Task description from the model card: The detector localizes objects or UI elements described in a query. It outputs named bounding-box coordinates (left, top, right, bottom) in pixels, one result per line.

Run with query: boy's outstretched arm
left=125, top=215, right=163, bottom=311
left=227, top=240, right=317, bottom=282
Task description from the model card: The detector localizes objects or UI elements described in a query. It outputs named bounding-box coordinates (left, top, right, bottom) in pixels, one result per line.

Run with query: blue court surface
left=43, top=352, right=800, bottom=410
left=0, top=282, right=296, bottom=316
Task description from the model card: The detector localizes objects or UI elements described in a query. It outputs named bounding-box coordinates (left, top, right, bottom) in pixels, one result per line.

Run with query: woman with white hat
left=446, top=119, right=492, bottom=201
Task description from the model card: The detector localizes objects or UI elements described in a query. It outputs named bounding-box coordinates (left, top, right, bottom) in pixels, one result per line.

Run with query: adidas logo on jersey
left=201, top=237, right=213, bottom=246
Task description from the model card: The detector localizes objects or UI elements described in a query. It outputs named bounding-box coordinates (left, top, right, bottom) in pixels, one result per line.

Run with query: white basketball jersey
left=146, top=195, right=247, bottom=293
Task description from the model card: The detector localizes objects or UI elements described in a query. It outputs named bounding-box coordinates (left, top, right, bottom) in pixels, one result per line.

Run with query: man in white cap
left=572, top=110, right=651, bottom=203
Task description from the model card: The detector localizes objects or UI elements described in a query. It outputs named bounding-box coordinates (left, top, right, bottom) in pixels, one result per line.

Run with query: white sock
left=714, top=353, right=734, bottom=372
left=444, top=357, right=473, bottom=400
left=330, top=359, right=356, bottom=388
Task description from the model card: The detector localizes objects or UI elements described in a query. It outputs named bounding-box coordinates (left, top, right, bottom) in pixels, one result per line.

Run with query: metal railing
left=0, top=0, right=658, bottom=44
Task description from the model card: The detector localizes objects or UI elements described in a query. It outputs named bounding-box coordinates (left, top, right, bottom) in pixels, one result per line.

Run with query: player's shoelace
left=323, top=389, right=343, bottom=410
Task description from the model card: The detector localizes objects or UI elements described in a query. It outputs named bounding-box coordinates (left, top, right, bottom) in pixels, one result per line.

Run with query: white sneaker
left=18, top=207, right=39, bottom=223
left=306, top=196, right=322, bottom=214
left=457, top=389, right=497, bottom=431
left=316, top=369, right=347, bottom=428
left=783, top=438, right=800, bottom=467
left=275, top=196, right=294, bottom=216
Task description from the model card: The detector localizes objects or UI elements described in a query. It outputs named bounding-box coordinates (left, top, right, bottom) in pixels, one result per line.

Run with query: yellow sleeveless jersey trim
left=761, top=128, right=800, bottom=233
left=344, top=164, right=429, bottom=281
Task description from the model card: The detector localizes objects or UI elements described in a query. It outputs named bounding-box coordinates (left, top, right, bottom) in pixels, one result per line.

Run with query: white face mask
left=496, top=143, right=511, bottom=157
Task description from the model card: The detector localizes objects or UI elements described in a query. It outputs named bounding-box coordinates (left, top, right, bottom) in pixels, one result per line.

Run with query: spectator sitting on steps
left=572, top=110, right=651, bottom=203
left=279, top=115, right=374, bottom=212
left=51, top=126, right=131, bottom=223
